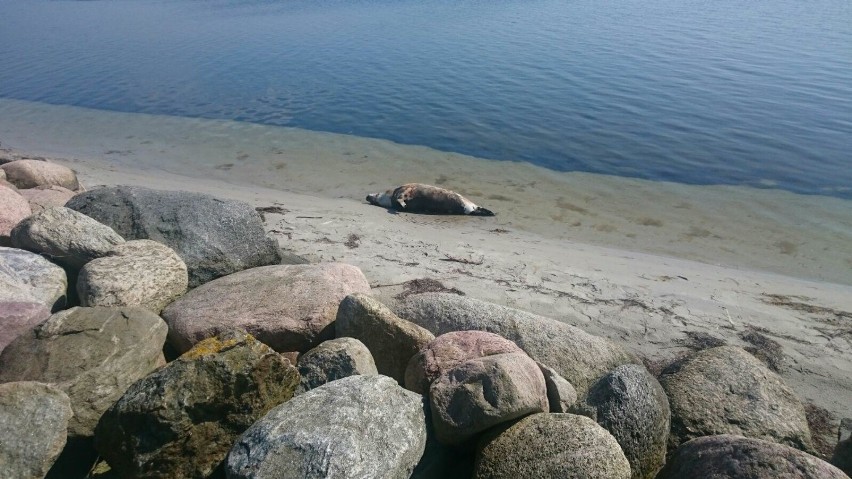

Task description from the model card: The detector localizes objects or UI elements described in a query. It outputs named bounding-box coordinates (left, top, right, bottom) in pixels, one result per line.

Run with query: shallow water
left=2, top=98, right=851, bottom=285
left=1, top=0, right=851, bottom=197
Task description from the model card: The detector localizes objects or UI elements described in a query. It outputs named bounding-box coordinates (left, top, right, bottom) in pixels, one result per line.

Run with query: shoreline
left=1, top=98, right=851, bottom=286
left=13, top=152, right=849, bottom=434
left=2, top=98, right=851, bottom=446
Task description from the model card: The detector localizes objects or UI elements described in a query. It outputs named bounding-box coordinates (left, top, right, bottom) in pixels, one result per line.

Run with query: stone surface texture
left=297, top=337, right=378, bottom=393
left=0, top=246, right=67, bottom=310
left=19, top=185, right=77, bottom=213
left=0, top=160, right=79, bottom=190
left=657, top=434, right=848, bottom=479
left=0, top=381, right=73, bottom=479
left=0, top=306, right=168, bottom=438
left=65, top=185, right=280, bottom=287
left=405, top=330, right=522, bottom=395
left=226, top=375, right=427, bottom=479
left=584, top=364, right=670, bottom=479
left=10, top=206, right=125, bottom=269
left=397, top=293, right=637, bottom=397
left=474, top=413, right=631, bottom=479
left=95, top=330, right=299, bottom=479
left=539, top=363, right=578, bottom=413
left=77, top=239, right=188, bottom=313
left=0, top=301, right=51, bottom=354
left=660, top=345, right=814, bottom=452
left=0, top=185, right=31, bottom=245
left=430, top=352, right=548, bottom=445
left=163, top=263, right=370, bottom=354
left=336, top=293, right=435, bottom=384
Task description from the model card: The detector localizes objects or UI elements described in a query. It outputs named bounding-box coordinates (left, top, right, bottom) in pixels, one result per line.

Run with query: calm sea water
left=1, top=0, right=851, bottom=197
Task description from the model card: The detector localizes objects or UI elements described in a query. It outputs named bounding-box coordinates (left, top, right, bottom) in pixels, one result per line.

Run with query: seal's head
left=366, top=190, right=394, bottom=208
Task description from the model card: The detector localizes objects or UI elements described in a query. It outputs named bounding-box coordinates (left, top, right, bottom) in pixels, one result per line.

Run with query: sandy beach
left=2, top=98, right=851, bottom=453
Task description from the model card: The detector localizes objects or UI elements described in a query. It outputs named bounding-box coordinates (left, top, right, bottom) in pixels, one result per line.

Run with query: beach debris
left=366, top=183, right=495, bottom=216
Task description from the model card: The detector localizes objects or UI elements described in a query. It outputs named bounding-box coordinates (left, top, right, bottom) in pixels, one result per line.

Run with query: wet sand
left=2, top=98, right=851, bottom=449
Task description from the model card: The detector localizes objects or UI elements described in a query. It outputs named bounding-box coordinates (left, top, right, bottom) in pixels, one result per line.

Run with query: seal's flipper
left=470, top=207, right=495, bottom=217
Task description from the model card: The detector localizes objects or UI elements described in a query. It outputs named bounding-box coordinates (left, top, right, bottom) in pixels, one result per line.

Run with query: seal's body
left=367, top=183, right=495, bottom=216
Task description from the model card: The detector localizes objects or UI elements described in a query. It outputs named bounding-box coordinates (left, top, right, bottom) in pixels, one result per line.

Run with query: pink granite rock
left=162, top=263, right=371, bottom=354
left=0, top=185, right=31, bottom=245
left=0, top=302, right=51, bottom=354
left=429, top=352, right=548, bottom=445
left=405, top=330, right=523, bottom=394
left=18, top=185, right=77, bottom=213
left=0, top=160, right=79, bottom=190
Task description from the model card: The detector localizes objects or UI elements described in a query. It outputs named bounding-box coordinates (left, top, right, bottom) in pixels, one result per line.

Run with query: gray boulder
left=0, top=246, right=67, bottom=311
left=660, top=345, right=813, bottom=452
left=65, top=186, right=281, bottom=287
left=18, top=185, right=77, bottom=213
left=538, top=363, right=578, bottom=413
left=163, top=263, right=370, bottom=354
left=336, top=293, right=434, bottom=384
left=0, top=306, right=168, bottom=438
left=11, top=206, right=124, bottom=269
left=0, top=382, right=73, bottom=479
left=0, top=302, right=51, bottom=354
left=297, top=337, right=378, bottom=393
left=405, top=330, right=523, bottom=395
left=95, top=330, right=300, bottom=479
left=584, top=364, right=670, bottom=479
left=226, top=375, right=427, bottom=479
left=831, top=418, right=852, bottom=476
left=0, top=160, right=79, bottom=190
left=0, top=185, right=31, bottom=245
left=77, top=239, right=188, bottom=313
left=430, top=352, right=548, bottom=445
left=657, top=434, right=848, bottom=479
left=474, top=413, right=631, bottom=479
left=396, top=293, right=637, bottom=397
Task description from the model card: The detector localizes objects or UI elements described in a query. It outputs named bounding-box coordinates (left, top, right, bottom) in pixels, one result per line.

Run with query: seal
left=366, top=183, right=495, bottom=216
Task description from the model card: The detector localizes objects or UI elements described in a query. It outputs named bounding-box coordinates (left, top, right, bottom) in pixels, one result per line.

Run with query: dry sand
left=1, top=98, right=850, bottom=452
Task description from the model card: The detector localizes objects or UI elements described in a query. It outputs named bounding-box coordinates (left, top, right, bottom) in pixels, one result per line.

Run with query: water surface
left=1, top=0, right=851, bottom=196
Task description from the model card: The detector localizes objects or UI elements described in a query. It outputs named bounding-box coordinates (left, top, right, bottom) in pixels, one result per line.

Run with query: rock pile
left=0, top=162, right=844, bottom=478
